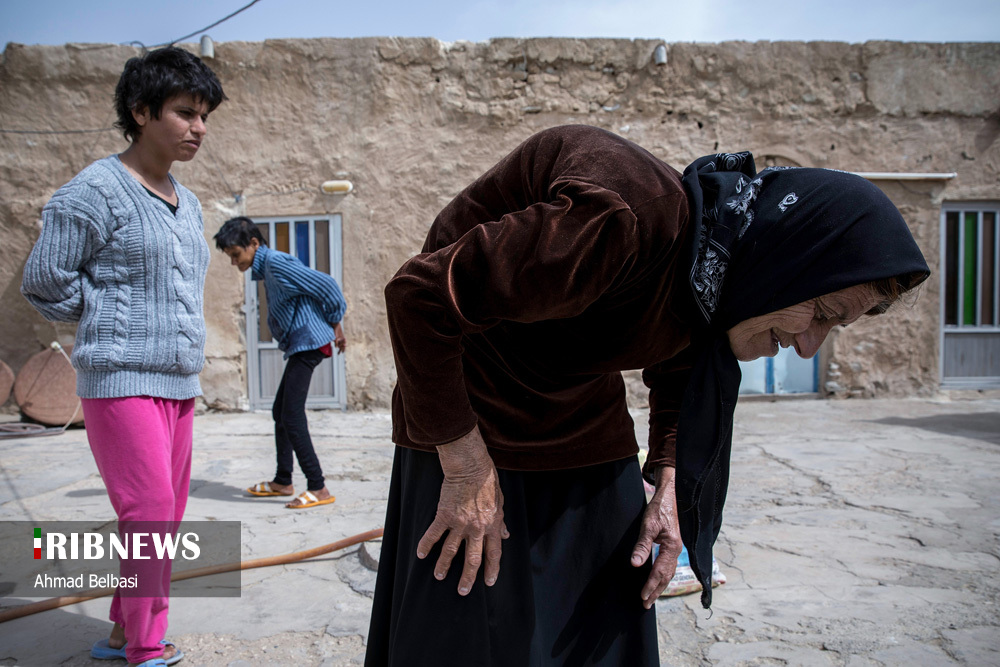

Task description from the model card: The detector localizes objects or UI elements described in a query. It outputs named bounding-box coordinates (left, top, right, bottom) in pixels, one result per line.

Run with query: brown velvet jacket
left=385, top=125, right=696, bottom=472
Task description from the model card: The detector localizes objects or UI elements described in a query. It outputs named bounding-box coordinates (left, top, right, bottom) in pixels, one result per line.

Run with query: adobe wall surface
left=2, top=38, right=998, bottom=410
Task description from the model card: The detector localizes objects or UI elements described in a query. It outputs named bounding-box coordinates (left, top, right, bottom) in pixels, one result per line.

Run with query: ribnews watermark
left=2, top=521, right=242, bottom=598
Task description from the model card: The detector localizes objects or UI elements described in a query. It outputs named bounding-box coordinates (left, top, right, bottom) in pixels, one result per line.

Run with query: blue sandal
left=91, top=638, right=183, bottom=665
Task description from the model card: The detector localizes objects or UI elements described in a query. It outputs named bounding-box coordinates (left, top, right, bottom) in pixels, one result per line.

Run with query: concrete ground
left=1, top=396, right=998, bottom=666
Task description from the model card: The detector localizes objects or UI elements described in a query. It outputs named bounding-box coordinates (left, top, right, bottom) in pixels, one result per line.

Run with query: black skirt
left=365, top=446, right=658, bottom=667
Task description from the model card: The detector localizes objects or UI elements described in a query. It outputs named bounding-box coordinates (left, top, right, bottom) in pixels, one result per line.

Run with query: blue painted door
left=738, top=347, right=818, bottom=395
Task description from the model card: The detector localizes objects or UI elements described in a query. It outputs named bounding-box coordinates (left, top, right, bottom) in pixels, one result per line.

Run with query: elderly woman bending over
left=366, top=125, right=929, bottom=667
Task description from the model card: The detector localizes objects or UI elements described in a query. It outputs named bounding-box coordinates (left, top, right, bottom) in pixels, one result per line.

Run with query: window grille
left=940, top=203, right=1000, bottom=387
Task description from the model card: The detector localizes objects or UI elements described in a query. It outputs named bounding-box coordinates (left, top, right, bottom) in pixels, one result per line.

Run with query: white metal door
left=244, top=215, right=347, bottom=410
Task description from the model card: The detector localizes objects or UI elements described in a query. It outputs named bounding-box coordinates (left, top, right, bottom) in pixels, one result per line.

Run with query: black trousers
left=271, top=349, right=326, bottom=491
left=365, top=447, right=658, bottom=667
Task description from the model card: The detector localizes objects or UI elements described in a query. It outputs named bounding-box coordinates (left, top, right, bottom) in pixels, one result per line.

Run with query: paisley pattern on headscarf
left=684, top=152, right=758, bottom=323
left=676, top=154, right=930, bottom=608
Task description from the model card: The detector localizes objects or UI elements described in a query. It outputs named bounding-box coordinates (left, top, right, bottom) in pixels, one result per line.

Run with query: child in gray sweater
left=21, top=46, right=225, bottom=667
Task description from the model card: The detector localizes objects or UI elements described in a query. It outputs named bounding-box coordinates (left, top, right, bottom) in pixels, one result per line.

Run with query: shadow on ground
left=870, top=412, right=1000, bottom=445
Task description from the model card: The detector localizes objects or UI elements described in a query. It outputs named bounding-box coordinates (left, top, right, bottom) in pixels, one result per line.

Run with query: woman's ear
left=131, top=105, right=149, bottom=128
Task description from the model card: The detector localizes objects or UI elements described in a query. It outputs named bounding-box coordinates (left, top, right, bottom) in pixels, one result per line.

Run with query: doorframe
left=244, top=215, right=347, bottom=411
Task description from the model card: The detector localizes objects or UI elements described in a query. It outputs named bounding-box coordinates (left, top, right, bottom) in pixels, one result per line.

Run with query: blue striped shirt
left=251, top=245, right=346, bottom=358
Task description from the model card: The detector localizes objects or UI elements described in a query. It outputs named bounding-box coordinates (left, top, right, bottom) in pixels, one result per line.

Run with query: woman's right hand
left=417, top=425, right=509, bottom=596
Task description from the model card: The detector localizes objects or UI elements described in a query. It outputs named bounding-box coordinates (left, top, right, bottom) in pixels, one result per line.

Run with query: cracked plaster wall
left=1, top=38, right=998, bottom=410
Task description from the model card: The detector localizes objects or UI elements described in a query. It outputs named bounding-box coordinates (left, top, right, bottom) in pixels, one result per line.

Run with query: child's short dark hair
left=114, top=46, right=227, bottom=143
left=214, top=216, right=269, bottom=250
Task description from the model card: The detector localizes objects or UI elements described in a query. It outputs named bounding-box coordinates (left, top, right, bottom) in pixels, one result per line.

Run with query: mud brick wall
left=2, top=39, right=998, bottom=409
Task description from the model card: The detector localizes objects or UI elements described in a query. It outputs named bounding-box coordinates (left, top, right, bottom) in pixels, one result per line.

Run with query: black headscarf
left=676, top=153, right=930, bottom=608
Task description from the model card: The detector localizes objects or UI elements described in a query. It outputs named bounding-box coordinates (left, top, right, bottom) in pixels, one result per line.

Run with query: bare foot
left=247, top=480, right=294, bottom=496
left=113, top=622, right=179, bottom=666
left=160, top=643, right=179, bottom=662
left=266, top=481, right=294, bottom=495
left=127, top=642, right=178, bottom=666
left=285, top=486, right=333, bottom=508
left=128, top=646, right=177, bottom=667
left=108, top=622, right=125, bottom=649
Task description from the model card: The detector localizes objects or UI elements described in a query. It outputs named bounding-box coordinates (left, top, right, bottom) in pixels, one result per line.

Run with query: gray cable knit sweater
left=21, top=155, right=210, bottom=400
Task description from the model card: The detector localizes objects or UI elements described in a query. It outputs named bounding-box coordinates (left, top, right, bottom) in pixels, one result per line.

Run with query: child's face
left=133, top=93, right=210, bottom=164
left=223, top=238, right=259, bottom=273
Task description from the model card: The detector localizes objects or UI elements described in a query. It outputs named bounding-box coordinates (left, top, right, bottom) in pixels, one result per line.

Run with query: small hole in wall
left=830, top=144, right=836, bottom=150
left=697, top=120, right=703, bottom=129
left=666, top=110, right=673, bottom=115
left=435, top=76, right=440, bottom=83
left=713, top=141, right=719, bottom=150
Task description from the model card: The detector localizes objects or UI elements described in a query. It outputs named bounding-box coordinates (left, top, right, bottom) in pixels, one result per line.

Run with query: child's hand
left=334, top=322, right=347, bottom=354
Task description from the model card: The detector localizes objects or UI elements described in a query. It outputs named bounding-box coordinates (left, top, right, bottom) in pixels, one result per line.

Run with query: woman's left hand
left=631, top=465, right=683, bottom=609
left=418, top=425, right=509, bottom=596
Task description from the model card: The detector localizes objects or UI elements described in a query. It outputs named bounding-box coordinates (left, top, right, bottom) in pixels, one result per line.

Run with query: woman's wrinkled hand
left=631, top=465, right=683, bottom=609
left=417, top=425, right=509, bottom=596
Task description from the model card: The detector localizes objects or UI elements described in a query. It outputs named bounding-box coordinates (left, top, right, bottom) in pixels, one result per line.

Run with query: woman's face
left=132, top=93, right=211, bottom=164
left=726, top=284, right=880, bottom=362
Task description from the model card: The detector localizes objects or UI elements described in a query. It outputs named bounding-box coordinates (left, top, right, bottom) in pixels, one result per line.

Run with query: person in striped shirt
left=215, top=216, right=346, bottom=509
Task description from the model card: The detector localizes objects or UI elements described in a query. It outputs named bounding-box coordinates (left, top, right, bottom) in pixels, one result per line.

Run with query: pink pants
left=81, top=396, right=194, bottom=665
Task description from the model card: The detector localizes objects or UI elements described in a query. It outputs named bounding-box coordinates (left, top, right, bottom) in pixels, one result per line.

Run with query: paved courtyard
left=1, top=396, right=998, bottom=666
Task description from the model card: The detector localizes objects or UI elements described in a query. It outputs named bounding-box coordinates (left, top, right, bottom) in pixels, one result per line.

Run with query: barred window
left=941, top=203, right=1000, bottom=387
